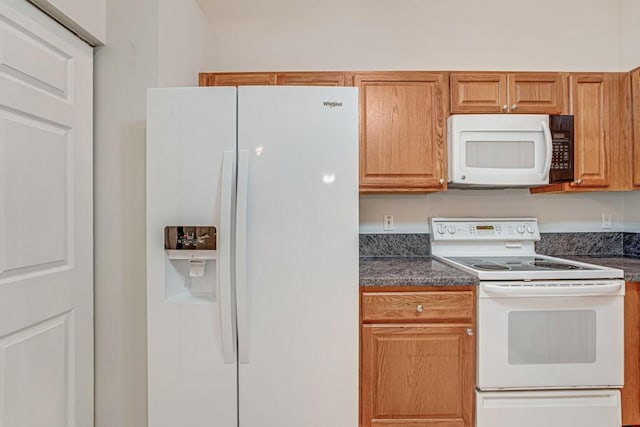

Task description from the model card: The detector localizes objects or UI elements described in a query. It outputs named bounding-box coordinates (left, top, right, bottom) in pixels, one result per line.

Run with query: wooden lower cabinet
left=360, top=288, right=475, bottom=427
left=623, top=282, right=640, bottom=427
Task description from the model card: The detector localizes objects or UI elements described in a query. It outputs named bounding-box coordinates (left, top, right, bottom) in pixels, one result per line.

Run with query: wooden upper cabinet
left=275, top=72, right=350, bottom=86
left=531, top=72, right=634, bottom=194
left=450, top=72, right=566, bottom=114
left=632, top=68, right=640, bottom=186
left=569, top=74, right=609, bottom=188
left=199, top=72, right=350, bottom=87
left=450, top=73, right=508, bottom=113
left=355, top=72, right=448, bottom=193
left=199, top=72, right=276, bottom=86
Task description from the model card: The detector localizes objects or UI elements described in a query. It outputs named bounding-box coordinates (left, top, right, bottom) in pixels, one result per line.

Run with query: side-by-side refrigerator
left=146, top=86, right=359, bottom=427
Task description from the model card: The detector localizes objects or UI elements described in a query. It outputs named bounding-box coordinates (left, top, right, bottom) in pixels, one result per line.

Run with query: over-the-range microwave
left=447, top=114, right=574, bottom=188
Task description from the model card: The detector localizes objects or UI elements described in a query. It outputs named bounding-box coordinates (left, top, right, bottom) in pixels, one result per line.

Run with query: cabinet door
left=569, top=74, right=609, bottom=188
left=275, top=72, right=350, bottom=86
left=361, top=324, right=474, bottom=427
left=355, top=72, right=447, bottom=192
left=508, top=73, right=566, bottom=114
left=199, top=72, right=276, bottom=86
left=633, top=68, right=640, bottom=186
left=623, top=282, right=640, bottom=426
left=450, top=73, right=507, bottom=113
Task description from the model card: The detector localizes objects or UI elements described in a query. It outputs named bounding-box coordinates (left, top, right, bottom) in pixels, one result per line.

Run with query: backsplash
left=535, top=232, right=623, bottom=256
left=360, top=232, right=640, bottom=258
left=359, top=234, right=430, bottom=257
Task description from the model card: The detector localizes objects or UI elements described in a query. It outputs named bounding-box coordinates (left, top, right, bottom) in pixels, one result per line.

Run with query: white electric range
left=430, top=218, right=625, bottom=427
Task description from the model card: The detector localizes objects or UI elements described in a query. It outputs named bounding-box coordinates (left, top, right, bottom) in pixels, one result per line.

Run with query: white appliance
left=146, top=86, right=359, bottom=427
left=430, top=218, right=624, bottom=427
left=447, top=114, right=553, bottom=187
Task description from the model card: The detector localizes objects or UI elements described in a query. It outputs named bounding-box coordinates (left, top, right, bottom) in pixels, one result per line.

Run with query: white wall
left=30, top=0, right=106, bottom=44
left=94, top=0, right=209, bottom=426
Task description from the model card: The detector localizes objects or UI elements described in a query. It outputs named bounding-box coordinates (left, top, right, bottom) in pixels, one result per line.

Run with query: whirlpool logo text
left=323, top=101, right=343, bottom=108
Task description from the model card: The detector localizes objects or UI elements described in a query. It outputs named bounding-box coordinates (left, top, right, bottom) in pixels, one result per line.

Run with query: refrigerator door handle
left=236, top=149, right=250, bottom=363
left=219, top=150, right=236, bottom=363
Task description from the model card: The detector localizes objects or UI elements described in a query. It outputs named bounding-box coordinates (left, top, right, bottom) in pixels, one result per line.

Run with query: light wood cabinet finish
left=632, top=68, right=640, bottom=187
left=355, top=72, right=448, bottom=193
left=450, top=72, right=566, bottom=114
left=360, top=287, right=474, bottom=427
left=199, top=72, right=276, bottom=86
left=275, top=72, right=350, bottom=86
left=623, top=282, right=640, bottom=427
left=570, top=74, right=609, bottom=188
left=450, top=73, right=507, bottom=113
left=362, top=291, right=473, bottom=323
left=199, top=72, right=350, bottom=87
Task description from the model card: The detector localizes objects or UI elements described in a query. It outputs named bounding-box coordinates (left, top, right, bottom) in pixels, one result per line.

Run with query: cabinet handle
left=511, top=104, right=518, bottom=111
left=502, top=104, right=508, bottom=112
left=416, top=304, right=424, bottom=313
left=439, top=178, right=445, bottom=185
left=574, top=179, right=583, bottom=185
left=466, top=328, right=474, bottom=336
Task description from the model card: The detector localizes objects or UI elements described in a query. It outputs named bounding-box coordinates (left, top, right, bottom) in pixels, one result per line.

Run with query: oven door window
left=508, top=310, right=596, bottom=365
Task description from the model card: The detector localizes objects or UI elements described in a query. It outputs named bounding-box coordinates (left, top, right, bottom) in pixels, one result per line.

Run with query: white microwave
left=447, top=114, right=558, bottom=188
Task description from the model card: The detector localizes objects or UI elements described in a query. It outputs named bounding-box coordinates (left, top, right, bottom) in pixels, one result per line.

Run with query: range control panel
left=430, top=218, right=540, bottom=241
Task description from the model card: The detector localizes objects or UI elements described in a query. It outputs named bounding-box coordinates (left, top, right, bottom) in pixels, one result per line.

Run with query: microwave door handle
left=541, top=121, right=553, bottom=181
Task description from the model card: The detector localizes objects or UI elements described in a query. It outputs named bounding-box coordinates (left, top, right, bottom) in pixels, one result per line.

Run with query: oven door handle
left=483, top=282, right=622, bottom=296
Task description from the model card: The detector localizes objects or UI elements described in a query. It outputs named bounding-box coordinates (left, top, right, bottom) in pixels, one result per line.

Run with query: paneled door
left=0, top=1, right=93, bottom=426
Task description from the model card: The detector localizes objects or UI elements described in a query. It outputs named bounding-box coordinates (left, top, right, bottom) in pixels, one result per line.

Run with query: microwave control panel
left=549, top=115, right=574, bottom=183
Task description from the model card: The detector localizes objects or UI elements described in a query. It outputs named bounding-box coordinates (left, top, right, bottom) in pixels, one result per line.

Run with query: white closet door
left=0, top=0, right=93, bottom=426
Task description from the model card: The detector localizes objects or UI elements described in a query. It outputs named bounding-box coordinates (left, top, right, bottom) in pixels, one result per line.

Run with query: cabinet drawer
left=362, top=291, right=473, bottom=322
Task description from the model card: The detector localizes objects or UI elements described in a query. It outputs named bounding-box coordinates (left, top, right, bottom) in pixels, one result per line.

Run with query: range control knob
left=447, top=225, right=456, bottom=234
left=526, top=224, right=535, bottom=234
left=436, top=224, right=445, bottom=234
left=516, top=225, right=525, bottom=234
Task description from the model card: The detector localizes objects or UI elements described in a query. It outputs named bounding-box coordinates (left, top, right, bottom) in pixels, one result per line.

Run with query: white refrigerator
left=146, top=86, right=359, bottom=427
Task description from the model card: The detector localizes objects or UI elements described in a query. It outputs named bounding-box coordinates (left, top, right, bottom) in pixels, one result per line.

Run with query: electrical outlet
left=602, top=213, right=612, bottom=229
left=383, top=215, right=394, bottom=231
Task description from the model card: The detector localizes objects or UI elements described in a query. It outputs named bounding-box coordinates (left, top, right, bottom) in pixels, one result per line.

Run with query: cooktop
left=446, top=256, right=598, bottom=272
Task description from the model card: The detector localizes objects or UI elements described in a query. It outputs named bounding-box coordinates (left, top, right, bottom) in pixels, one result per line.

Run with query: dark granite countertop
left=359, top=257, right=478, bottom=287
left=564, top=256, right=640, bottom=282
left=360, top=255, right=640, bottom=287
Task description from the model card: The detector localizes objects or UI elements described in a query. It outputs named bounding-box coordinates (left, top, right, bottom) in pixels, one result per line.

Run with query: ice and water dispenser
left=164, top=226, right=217, bottom=301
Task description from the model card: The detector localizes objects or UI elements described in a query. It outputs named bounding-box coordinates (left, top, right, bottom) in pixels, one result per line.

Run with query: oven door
left=477, top=280, right=624, bottom=390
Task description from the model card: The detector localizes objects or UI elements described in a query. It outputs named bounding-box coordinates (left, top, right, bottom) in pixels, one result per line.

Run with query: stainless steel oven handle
left=483, top=282, right=622, bottom=296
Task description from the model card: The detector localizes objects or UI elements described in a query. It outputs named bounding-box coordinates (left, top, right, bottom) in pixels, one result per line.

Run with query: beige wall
left=30, top=0, right=106, bottom=44
left=198, top=0, right=620, bottom=72
left=94, top=0, right=209, bottom=425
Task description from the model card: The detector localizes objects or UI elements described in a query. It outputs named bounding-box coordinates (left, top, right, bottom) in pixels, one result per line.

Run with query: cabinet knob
left=439, top=178, right=445, bottom=185
left=416, top=304, right=424, bottom=313
left=574, top=179, right=583, bottom=185
left=511, top=104, right=518, bottom=111
left=502, top=104, right=508, bottom=112
left=466, top=328, right=474, bottom=336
